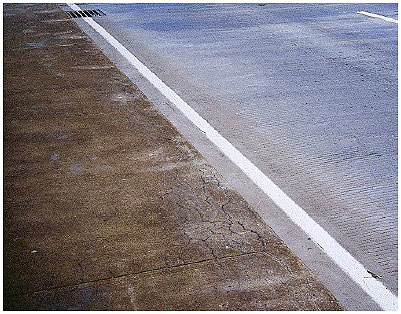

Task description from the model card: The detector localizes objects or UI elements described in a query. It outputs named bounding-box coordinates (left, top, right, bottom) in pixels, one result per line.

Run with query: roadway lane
left=63, top=2, right=398, bottom=302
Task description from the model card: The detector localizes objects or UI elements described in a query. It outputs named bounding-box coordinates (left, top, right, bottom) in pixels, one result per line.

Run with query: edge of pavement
left=57, top=2, right=398, bottom=312
left=1, top=3, right=378, bottom=311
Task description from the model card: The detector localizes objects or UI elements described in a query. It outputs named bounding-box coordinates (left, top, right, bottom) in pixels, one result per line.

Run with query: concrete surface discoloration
left=4, top=4, right=342, bottom=310
left=77, top=3, right=397, bottom=293
left=5, top=253, right=339, bottom=311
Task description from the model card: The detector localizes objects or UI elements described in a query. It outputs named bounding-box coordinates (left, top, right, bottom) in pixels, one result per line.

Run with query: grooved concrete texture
left=3, top=4, right=342, bottom=311
left=74, top=2, right=397, bottom=292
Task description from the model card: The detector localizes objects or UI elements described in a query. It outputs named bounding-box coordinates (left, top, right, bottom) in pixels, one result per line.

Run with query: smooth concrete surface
left=3, top=4, right=343, bottom=311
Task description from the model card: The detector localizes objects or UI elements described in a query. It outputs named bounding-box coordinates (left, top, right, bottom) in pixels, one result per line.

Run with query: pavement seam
left=6, top=250, right=266, bottom=298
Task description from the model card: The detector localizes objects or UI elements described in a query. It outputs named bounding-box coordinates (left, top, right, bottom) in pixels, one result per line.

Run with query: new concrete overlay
left=3, top=4, right=342, bottom=310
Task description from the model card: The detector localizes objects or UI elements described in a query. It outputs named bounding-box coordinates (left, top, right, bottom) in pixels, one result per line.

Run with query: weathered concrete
left=3, top=4, right=342, bottom=310
left=73, top=3, right=398, bottom=294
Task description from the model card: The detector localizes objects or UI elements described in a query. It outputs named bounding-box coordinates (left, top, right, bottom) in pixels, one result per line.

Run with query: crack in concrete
left=6, top=250, right=264, bottom=298
left=160, top=165, right=295, bottom=275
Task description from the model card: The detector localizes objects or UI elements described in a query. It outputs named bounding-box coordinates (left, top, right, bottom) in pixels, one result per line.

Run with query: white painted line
left=357, top=11, right=398, bottom=24
left=67, top=3, right=398, bottom=311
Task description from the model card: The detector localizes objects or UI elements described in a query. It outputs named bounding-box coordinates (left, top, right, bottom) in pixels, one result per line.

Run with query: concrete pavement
left=3, top=4, right=342, bottom=310
left=73, top=3, right=398, bottom=296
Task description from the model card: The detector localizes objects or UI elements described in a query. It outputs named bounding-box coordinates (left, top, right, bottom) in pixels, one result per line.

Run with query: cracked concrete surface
left=3, top=3, right=342, bottom=310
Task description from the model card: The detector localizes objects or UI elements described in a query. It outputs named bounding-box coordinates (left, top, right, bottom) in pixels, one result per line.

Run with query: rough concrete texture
left=84, top=3, right=397, bottom=292
left=3, top=4, right=343, bottom=310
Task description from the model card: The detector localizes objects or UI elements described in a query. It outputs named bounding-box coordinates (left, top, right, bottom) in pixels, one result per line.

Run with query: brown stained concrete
left=3, top=3, right=343, bottom=311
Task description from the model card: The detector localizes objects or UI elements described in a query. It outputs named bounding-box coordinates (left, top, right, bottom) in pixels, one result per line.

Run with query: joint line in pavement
left=67, top=3, right=398, bottom=311
left=6, top=251, right=264, bottom=298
